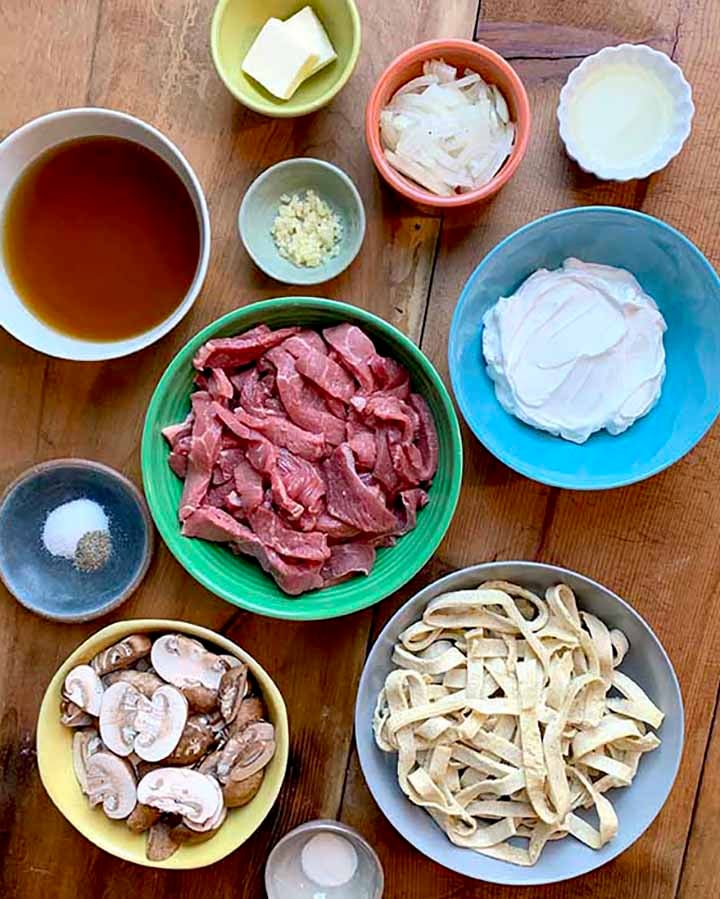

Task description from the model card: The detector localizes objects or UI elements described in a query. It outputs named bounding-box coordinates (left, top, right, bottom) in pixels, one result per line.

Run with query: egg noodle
left=373, top=581, right=664, bottom=866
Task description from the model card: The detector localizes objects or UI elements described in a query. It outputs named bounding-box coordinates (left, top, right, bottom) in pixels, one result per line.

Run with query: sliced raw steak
left=323, top=445, right=397, bottom=534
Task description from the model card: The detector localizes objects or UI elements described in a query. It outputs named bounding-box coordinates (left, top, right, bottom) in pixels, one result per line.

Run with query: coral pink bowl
left=366, top=39, right=531, bottom=210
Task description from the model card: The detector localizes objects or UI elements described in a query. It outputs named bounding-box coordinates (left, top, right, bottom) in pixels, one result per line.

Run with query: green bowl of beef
left=141, top=298, right=463, bottom=621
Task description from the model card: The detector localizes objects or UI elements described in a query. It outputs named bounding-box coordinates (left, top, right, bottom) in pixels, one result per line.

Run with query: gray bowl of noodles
left=354, top=561, right=683, bottom=885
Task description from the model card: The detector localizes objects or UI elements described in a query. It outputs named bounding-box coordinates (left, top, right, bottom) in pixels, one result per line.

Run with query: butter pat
left=284, top=6, right=337, bottom=78
left=242, top=17, right=319, bottom=100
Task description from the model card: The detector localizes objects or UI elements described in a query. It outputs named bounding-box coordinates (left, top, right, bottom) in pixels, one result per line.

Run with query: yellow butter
left=241, top=17, right=319, bottom=101
left=283, top=6, right=337, bottom=79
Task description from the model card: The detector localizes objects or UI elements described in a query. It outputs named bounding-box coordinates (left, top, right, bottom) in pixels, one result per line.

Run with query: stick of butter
left=283, top=6, right=338, bottom=79
left=242, top=17, right=319, bottom=100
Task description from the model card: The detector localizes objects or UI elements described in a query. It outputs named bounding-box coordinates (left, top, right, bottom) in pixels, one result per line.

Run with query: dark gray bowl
left=355, top=561, right=684, bottom=886
left=0, top=459, right=154, bottom=622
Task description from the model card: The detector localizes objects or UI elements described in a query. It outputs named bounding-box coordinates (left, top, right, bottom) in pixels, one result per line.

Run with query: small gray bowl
left=355, top=561, right=684, bottom=886
left=0, top=459, right=154, bottom=622
left=238, top=158, right=366, bottom=285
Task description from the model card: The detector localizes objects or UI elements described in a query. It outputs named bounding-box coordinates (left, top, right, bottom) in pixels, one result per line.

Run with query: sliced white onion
left=379, top=58, right=515, bottom=198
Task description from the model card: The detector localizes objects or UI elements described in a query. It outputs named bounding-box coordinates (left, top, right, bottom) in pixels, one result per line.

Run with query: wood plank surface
left=0, top=1, right=719, bottom=898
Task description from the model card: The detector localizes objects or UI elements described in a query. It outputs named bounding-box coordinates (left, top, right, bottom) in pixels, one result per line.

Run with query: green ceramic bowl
left=239, top=158, right=366, bottom=286
left=141, top=299, right=463, bottom=621
left=211, top=0, right=361, bottom=117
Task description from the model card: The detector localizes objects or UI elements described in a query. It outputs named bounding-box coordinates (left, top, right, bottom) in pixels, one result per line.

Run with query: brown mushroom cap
left=86, top=752, right=137, bottom=820
left=64, top=665, right=104, bottom=716
left=133, top=685, right=188, bottom=763
left=229, top=696, right=267, bottom=736
left=225, top=722, right=276, bottom=782
left=146, top=820, right=180, bottom=861
left=222, top=769, right=264, bottom=808
left=218, top=665, right=249, bottom=724
left=103, top=670, right=164, bottom=697
left=126, top=802, right=162, bottom=834
left=60, top=698, right=94, bottom=728
left=165, top=714, right=215, bottom=766
left=91, top=635, right=152, bottom=676
left=137, top=768, right=222, bottom=824
left=181, top=684, right=219, bottom=713
left=151, top=635, right=228, bottom=692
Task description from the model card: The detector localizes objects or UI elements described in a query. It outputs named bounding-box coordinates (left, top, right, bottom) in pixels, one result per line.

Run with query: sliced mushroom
left=146, top=819, right=180, bottom=861
left=169, top=822, right=220, bottom=846
left=126, top=802, right=162, bottom=834
left=182, top=776, right=226, bottom=833
left=86, top=752, right=137, bottom=820
left=91, top=634, right=152, bottom=676
left=218, top=654, right=242, bottom=670
left=99, top=682, right=144, bottom=756
left=218, top=665, right=248, bottom=724
left=135, top=657, right=152, bottom=673
left=60, top=698, right=93, bottom=728
left=228, top=696, right=266, bottom=736
left=197, top=748, right=221, bottom=779
left=181, top=684, right=219, bottom=713
left=222, top=769, right=264, bottom=808
left=103, top=670, right=164, bottom=697
left=63, top=665, right=104, bottom=716
left=72, top=729, right=103, bottom=794
left=137, top=768, right=222, bottom=824
left=133, top=685, right=188, bottom=762
left=223, top=722, right=276, bottom=783
left=151, top=635, right=227, bottom=692
left=165, top=714, right=215, bottom=766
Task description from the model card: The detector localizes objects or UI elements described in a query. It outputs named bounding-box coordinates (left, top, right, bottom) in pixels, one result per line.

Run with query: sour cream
left=482, top=258, right=667, bottom=444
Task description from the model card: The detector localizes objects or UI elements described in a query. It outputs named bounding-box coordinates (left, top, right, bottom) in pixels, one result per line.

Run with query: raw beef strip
left=281, top=330, right=328, bottom=358
left=248, top=504, right=330, bottom=562
left=391, top=441, right=425, bottom=487
left=183, top=507, right=324, bottom=595
left=162, top=413, right=194, bottom=448
left=315, top=512, right=362, bottom=540
left=208, top=368, right=234, bottom=402
left=265, top=348, right=346, bottom=447
left=233, top=369, right=283, bottom=418
left=179, top=393, right=222, bottom=521
left=352, top=394, right=418, bottom=442
left=215, top=448, right=246, bottom=484
left=373, top=425, right=403, bottom=495
left=409, top=394, right=439, bottom=481
left=232, top=460, right=264, bottom=514
left=394, top=488, right=429, bottom=535
left=223, top=404, right=326, bottom=462
left=321, top=543, right=376, bottom=587
left=370, top=355, right=411, bottom=399
left=193, top=325, right=300, bottom=370
left=322, top=445, right=397, bottom=534
left=277, top=449, right=326, bottom=515
left=205, top=481, right=236, bottom=509
left=294, top=348, right=356, bottom=402
left=323, top=323, right=377, bottom=392
left=347, top=416, right=377, bottom=469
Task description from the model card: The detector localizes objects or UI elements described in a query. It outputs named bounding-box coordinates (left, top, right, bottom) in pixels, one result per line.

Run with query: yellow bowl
left=211, top=0, right=361, bottom=117
left=36, top=619, right=289, bottom=869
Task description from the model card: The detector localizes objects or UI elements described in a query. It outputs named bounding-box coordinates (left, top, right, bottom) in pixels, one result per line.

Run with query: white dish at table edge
left=354, top=561, right=684, bottom=886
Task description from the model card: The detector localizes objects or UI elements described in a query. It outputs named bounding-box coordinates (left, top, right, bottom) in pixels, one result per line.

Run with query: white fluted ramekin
left=557, top=44, right=694, bottom=181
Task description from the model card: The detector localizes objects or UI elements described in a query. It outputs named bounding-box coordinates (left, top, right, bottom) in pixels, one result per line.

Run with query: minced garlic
left=271, top=189, right=343, bottom=268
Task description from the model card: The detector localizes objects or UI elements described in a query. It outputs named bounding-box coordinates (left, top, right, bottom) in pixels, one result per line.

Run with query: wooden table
left=2, top=1, right=719, bottom=896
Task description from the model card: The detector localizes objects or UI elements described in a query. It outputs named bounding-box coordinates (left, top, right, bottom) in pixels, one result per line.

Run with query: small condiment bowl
left=265, top=819, right=384, bottom=898
left=366, top=38, right=531, bottom=210
left=0, top=108, right=210, bottom=361
left=558, top=44, right=694, bottom=181
left=0, top=459, right=153, bottom=622
left=211, top=0, right=361, bottom=118
left=36, top=619, right=289, bottom=868
left=238, top=158, right=366, bottom=285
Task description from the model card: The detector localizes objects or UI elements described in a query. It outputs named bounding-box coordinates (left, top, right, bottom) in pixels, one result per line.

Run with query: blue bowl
left=449, top=206, right=720, bottom=489
left=0, top=459, right=154, bottom=621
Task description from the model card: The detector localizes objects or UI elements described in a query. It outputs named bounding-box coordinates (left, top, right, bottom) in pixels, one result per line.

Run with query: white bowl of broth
left=0, top=108, right=210, bottom=360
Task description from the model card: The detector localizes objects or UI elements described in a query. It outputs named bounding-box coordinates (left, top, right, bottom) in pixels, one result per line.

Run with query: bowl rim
left=210, top=0, right=362, bottom=118
left=36, top=617, right=290, bottom=869
left=0, top=107, right=211, bottom=362
left=365, top=38, right=531, bottom=209
left=237, top=157, right=367, bottom=285
left=140, top=297, right=463, bottom=621
left=0, top=458, right=154, bottom=622
left=449, top=204, right=720, bottom=489
left=354, top=560, right=685, bottom=885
